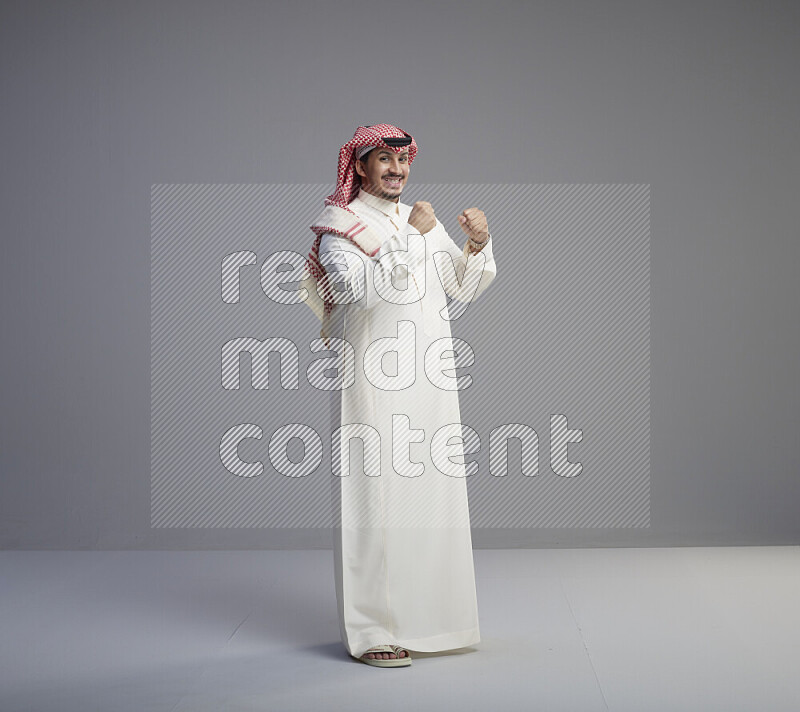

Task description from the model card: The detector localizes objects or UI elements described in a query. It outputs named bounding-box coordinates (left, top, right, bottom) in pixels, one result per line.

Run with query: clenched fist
left=408, top=201, right=436, bottom=234
left=457, top=207, right=489, bottom=246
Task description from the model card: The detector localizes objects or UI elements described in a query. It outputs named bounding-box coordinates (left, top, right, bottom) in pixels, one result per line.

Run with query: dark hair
left=356, top=148, right=374, bottom=172
left=355, top=149, right=375, bottom=186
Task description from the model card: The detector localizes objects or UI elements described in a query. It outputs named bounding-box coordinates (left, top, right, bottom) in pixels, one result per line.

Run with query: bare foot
left=364, top=646, right=408, bottom=660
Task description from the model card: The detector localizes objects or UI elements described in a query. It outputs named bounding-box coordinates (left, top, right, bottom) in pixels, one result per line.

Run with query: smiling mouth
left=383, top=176, right=403, bottom=187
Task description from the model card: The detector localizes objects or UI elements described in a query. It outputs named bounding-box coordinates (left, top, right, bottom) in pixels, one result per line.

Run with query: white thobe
left=319, top=188, right=497, bottom=659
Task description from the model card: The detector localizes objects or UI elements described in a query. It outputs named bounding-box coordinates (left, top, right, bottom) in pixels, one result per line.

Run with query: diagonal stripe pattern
left=151, top=184, right=650, bottom=528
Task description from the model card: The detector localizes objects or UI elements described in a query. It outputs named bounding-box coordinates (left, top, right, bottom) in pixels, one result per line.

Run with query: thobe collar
left=356, top=187, right=401, bottom=219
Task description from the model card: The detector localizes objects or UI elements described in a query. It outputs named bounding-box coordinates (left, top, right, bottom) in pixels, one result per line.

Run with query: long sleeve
left=431, top=219, right=497, bottom=304
left=319, top=222, right=424, bottom=311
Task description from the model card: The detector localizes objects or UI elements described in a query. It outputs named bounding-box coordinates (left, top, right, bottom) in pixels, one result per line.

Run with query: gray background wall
left=1, top=0, right=797, bottom=549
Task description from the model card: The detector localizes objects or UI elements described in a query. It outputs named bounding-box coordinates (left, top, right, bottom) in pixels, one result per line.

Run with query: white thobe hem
left=347, top=627, right=481, bottom=659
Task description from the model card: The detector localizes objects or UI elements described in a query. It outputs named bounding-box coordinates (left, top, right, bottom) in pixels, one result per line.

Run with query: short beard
left=362, top=179, right=403, bottom=202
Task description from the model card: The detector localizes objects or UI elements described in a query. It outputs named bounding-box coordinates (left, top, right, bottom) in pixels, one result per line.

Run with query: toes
left=363, top=647, right=408, bottom=661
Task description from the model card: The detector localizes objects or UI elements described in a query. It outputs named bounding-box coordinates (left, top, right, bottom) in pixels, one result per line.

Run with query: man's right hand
left=407, top=201, right=436, bottom=234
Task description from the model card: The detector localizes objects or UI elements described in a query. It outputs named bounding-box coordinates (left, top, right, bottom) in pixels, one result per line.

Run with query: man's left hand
left=457, top=208, right=489, bottom=244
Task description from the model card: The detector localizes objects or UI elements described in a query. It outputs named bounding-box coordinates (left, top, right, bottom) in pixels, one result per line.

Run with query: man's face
left=355, top=148, right=410, bottom=202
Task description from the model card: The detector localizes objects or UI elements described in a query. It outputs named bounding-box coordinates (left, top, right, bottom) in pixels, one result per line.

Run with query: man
left=302, top=124, right=497, bottom=667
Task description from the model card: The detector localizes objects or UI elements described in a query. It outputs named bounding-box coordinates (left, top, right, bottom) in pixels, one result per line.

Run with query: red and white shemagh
left=303, top=124, right=418, bottom=339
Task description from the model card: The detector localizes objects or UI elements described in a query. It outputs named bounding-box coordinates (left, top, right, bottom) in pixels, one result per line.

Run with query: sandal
left=358, top=644, right=412, bottom=667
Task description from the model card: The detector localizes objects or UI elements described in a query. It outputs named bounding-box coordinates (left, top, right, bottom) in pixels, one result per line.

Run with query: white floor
left=1, top=546, right=798, bottom=712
